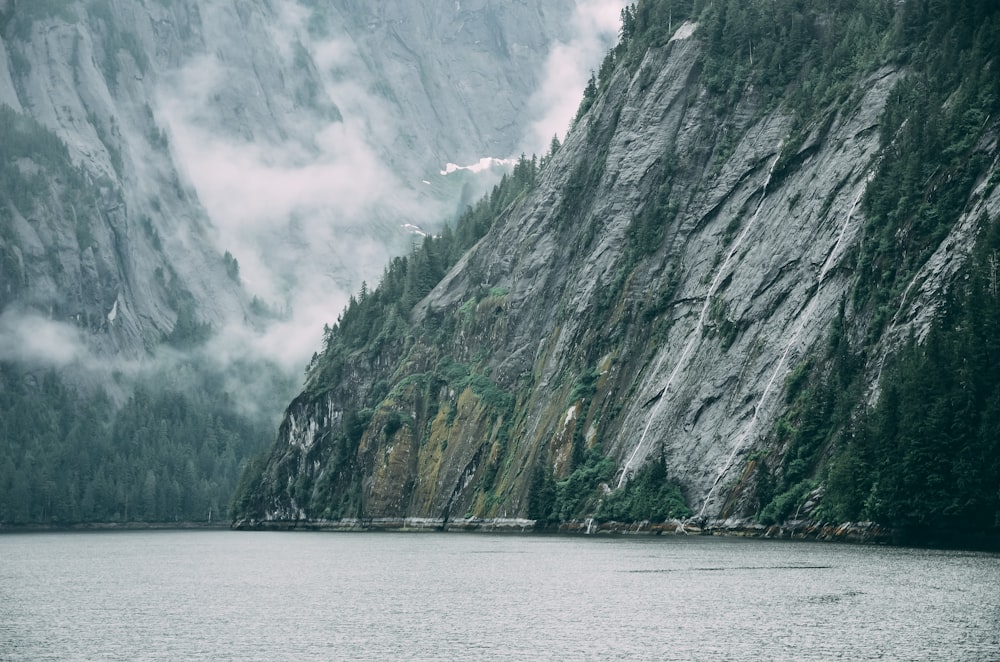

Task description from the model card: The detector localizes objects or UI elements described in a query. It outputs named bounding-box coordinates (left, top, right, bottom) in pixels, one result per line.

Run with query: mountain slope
left=234, top=0, right=1000, bottom=540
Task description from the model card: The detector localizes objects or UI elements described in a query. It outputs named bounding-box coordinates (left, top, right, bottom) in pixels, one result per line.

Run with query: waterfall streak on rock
left=697, top=178, right=870, bottom=516
left=617, top=148, right=783, bottom=489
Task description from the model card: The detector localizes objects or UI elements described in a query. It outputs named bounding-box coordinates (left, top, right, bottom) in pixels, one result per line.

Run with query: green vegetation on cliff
left=305, top=154, right=540, bottom=395
left=234, top=157, right=542, bottom=521
left=748, top=0, right=1000, bottom=539
left=823, top=215, right=1000, bottom=533
left=528, top=445, right=689, bottom=524
left=855, top=2, right=1000, bottom=336
left=618, top=0, right=894, bottom=115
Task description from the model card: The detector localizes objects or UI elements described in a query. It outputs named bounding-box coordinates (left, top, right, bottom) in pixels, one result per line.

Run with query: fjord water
left=1, top=532, right=997, bottom=661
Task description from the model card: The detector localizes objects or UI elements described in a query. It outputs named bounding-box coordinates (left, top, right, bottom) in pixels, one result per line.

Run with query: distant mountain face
left=233, top=0, right=1000, bottom=537
left=0, top=0, right=582, bottom=373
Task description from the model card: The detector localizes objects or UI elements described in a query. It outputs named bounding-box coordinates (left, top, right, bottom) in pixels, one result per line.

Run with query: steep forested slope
left=235, top=0, right=1000, bottom=543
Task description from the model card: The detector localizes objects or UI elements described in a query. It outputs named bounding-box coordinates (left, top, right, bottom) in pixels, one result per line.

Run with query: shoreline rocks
left=232, top=516, right=898, bottom=546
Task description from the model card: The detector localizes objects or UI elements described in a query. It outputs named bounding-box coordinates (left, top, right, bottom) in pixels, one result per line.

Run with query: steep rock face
left=1, top=1, right=237, bottom=359
left=454, top=59, right=902, bottom=518
left=324, top=0, right=577, bottom=169
left=237, top=15, right=999, bottom=525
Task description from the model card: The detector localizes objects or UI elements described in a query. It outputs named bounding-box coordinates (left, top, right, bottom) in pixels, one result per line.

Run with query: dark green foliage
left=159, top=268, right=213, bottom=348
left=706, top=296, right=743, bottom=352
left=462, top=373, right=514, bottom=413
left=784, top=359, right=812, bottom=405
left=228, top=453, right=268, bottom=519
left=821, top=215, right=1000, bottom=533
left=527, top=460, right=556, bottom=521
left=553, top=447, right=616, bottom=522
left=853, top=3, right=1000, bottom=336
left=615, top=0, right=894, bottom=117
left=573, top=73, right=599, bottom=126
left=615, top=1, right=700, bottom=67
left=223, top=250, right=240, bottom=282
left=625, top=159, right=678, bottom=259
left=528, top=449, right=610, bottom=523
left=306, top=155, right=538, bottom=394
left=559, top=103, right=618, bottom=232
left=382, top=411, right=404, bottom=440
left=0, top=208, right=23, bottom=300
left=598, top=456, right=691, bottom=522
left=542, top=135, right=561, bottom=167
left=534, top=445, right=690, bottom=523
left=758, top=301, right=863, bottom=524
left=568, top=367, right=600, bottom=405
left=0, top=367, right=274, bottom=525
left=759, top=478, right=818, bottom=525
left=165, top=302, right=212, bottom=348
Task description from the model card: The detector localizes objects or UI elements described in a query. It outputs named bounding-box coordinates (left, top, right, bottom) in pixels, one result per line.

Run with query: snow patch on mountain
left=440, top=157, right=517, bottom=176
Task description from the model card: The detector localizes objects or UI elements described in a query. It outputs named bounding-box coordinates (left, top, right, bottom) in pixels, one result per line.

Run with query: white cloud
left=159, top=97, right=390, bottom=234
left=154, top=3, right=443, bottom=373
left=521, top=0, right=627, bottom=156
left=0, top=310, right=88, bottom=368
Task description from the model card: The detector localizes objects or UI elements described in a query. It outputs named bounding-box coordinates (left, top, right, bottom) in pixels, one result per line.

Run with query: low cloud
left=155, top=3, right=444, bottom=375
left=521, top=0, right=628, bottom=156
left=0, top=309, right=89, bottom=368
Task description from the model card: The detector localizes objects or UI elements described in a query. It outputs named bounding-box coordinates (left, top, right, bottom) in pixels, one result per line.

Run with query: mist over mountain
left=0, top=0, right=622, bottom=524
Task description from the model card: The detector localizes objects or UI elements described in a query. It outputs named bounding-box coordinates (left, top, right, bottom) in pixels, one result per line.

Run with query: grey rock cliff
left=238, top=20, right=999, bottom=525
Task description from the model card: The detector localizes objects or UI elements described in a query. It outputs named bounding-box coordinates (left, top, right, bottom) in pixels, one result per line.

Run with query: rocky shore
left=231, top=516, right=894, bottom=545
left=13, top=517, right=991, bottom=550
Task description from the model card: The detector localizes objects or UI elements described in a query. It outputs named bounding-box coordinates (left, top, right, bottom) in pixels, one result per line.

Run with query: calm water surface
left=1, top=531, right=998, bottom=660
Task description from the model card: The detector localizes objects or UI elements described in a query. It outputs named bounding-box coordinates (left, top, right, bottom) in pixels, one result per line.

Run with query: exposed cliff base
left=231, top=515, right=893, bottom=545
left=233, top=516, right=1000, bottom=551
